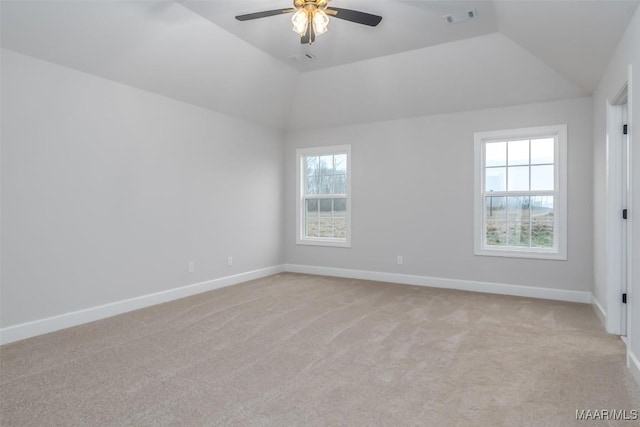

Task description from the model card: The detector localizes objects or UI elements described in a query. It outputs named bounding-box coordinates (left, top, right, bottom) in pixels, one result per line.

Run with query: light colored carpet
left=1, top=273, right=639, bottom=426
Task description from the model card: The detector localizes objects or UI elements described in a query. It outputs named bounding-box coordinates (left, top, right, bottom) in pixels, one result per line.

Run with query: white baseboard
left=591, top=295, right=607, bottom=326
left=0, top=265, right=285, bottom=345
left=629, top=351, right=640, bottom=387
left=0, top=264, right=594, bottom=346
left=283, top=264, right=592, bottom=303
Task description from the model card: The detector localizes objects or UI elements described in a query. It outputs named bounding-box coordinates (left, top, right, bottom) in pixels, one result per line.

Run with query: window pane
left=305, top=219, right=318, bottom=237
left=507, top=196, right=530, bottom=221
left=507, top=166, right=529, bottom=191
left=305, top=198, right=349, bottom=240
left=334, top=217, right=347, bottom=238
left=306, top=176, right=319, bottom=194
left=319, top=155, right=333, bottom=173
left=532, top=222, right=554, bottom=248
left=305, top=199, right=319, bottom=238
left=318, top=217, right=333, bottom=238
left=507, top=221, right=530, bottom=246
left=485, top=142, right=506, bottom=167
left=319, top=198, right=332, bottom=213
left=333, top=174, right=346, bottom=194
left=306, top=156, right=318, bottom=176
left=486, top=167, right=506, bottom=191
left=531, top=197, right=553, bottom=247
left=333, top=198, right=347, bottom=215
left=320, top=176, right=333, bottom=194
left=334, top=154, right=347, bottom=173
left=531, top=165, right=554, bottom=191
left=531, top=196, right=554, bottom=222
left=486, top=221, right=507, bottom=246
left=531, top=138, right=554, bottom=164
left=486, top=196, right=506, bottom=220
left=508, top=140, right=529, bottom=166
left=306, top=198, right=319, bottom=213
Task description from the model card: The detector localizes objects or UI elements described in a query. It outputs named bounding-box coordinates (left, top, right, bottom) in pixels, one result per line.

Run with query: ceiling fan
left=235, top=0, right=382, bottom=44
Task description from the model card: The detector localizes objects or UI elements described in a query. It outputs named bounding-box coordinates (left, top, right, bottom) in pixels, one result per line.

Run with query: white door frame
left=605, top=81, right=629, bottom=336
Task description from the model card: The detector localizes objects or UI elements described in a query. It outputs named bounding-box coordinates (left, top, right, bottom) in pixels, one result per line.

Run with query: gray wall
left=0, top=49, right=601, bottom=342
left=1, top=50, right=284, bottom=327
left=285, top=97, right=593, bottom=292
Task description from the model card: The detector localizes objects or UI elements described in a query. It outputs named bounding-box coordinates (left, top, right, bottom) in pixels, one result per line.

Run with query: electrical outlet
left=396, top=255, right=404, bottom=265
left=227, top=256, right=233, bottom=267
left=188, top=261, right=195, bottom=273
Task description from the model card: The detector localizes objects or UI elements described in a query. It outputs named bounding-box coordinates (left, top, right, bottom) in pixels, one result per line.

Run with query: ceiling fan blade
left=327, top=7, right=382, bottom=26
left=235, top=9, right=294, bottom=21
left=300, top=23, right=316, bottom=44
left=301, top=28, right=310, bottom=44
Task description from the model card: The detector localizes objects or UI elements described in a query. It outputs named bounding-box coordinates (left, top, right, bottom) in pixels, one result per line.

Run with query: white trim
left=284, top=264, right=591, bottom=303
left=0, top=265, right=285, bottom=345
left=296, top=145, right=352, bottom=248
left=625, top=64, right=634, bottom=384
left=604, top=86, right=629, bottom=335
left=591, top=295, right=607, bottom=326
left=473, top=124, right=568, bottom=260
left=629, top=350, right=640, bottom=387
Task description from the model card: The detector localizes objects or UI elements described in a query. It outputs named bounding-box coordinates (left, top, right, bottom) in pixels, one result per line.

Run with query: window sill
left=475, top=247, right=566, bottom=260
left=297, top=238, right=351, bottom=248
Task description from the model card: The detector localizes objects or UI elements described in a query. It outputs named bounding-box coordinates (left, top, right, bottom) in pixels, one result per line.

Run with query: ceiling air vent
left=289, top=52, right=316, bottom=62
left=444, top=9, right=476, bottom=24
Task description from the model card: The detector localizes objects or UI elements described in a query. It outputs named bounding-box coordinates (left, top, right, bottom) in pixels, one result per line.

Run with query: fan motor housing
left=294, top=0, right=328, bottom=8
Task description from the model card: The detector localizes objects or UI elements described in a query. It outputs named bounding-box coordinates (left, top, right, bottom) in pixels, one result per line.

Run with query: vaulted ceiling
left=2, top=1, right=638, bottom=130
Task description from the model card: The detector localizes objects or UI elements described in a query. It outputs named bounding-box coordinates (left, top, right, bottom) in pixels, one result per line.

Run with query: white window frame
left=474, top=125, right=567, bottom=260
left=296, top=145, right=352, bottom=248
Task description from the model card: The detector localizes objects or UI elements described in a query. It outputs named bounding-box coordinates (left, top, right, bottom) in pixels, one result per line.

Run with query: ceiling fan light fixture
left=291, top=4, right=330, bottom=39
left=291, top=8, right=309, bottom=36
left=312, top=9, right=329, bottom=36
left=237, top=0, right=382, bottom=45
